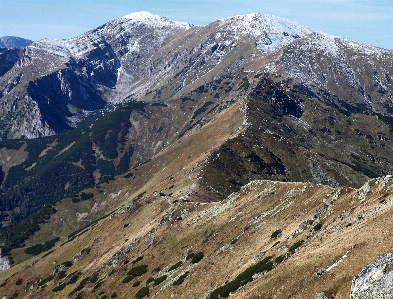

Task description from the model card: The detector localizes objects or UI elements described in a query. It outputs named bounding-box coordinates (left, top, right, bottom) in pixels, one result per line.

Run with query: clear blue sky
left=1, top=0, right=392, bottom=49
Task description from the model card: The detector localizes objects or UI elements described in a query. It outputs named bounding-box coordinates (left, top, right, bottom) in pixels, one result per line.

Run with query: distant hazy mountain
left=0, top=36, right=32, bottom=49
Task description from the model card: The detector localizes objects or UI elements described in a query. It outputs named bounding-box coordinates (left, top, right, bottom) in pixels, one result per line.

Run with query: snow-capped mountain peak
left=216, top=13, right=314, bottom=53
left=120, top=11, right=191, bottom=29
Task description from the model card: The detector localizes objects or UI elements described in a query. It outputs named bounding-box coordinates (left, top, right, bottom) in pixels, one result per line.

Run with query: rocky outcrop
left=0, top=249, right=10, bottom=271
left=350, top=251, right=393, bottom=298
left=316, top=292, right=332, bottom=299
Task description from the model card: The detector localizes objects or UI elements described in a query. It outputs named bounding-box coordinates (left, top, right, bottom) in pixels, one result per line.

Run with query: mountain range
left=0, top=36, right=32, bottom=50
left=0, top=12, right=393, bottom=299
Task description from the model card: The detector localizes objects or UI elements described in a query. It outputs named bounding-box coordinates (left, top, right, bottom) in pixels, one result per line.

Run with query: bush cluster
left=127, top=265, right=148, bottom=277
left=289, top=240, right=304, bottom=253
left=168, top=261, right=183, bottom=271
left=24, top=237, right=60, bottom=255
left=173, top=272, right=188, bottom=286
left=52, top=283, right=67, bottom=292
left=191, top=252, right=204, bottom=264
left=135, top=286, right=149, bottom=298
left=208, top=257, right=273, bottom=299
left=153, top=275, right=167, bottom=286
left=270, top=229, right=282, bottom=238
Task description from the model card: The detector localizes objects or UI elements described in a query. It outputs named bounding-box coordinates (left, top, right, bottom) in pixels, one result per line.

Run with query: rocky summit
left=0, top=12, right=393, bottom=299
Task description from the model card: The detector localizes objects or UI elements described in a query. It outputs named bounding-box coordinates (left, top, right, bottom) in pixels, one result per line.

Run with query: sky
left=0, top=0, right=392, bottom=49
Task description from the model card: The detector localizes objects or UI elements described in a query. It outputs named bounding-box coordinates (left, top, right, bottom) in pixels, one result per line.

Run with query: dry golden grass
left=3, top=102, right=393, bottom=299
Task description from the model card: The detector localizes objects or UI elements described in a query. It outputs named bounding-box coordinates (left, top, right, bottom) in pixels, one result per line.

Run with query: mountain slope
left=258, top=32, right=393, bottom=115
left=0, top=36, right=32, bottom=49
left=0, top=76, right=247, bottom=230
left=0, top=13, right=313, bottom=140
left=1, top=130, right=393, bottom=298
left=2, top=13, right=393, bottom=298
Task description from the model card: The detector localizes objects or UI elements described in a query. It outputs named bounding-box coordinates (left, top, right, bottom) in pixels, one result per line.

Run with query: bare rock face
left=316, top=292, right=332, bottom=299
left=0, top=249, right=10, bottom=271
left=350, top=251, right=393, bottom=298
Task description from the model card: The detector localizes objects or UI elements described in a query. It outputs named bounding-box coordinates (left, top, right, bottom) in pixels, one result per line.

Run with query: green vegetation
left=75, top=292, right=84, bottom=299
left=38, top=275, right=53, bottom=287
left=111, top=292, right=117, bottom=298
left=24, top=237, right=60, bottom=255
left=68, top=227, right=89, bottom=240
left=191, top=252, right=204, bottom=264
left=173, top=272, right=188, bottom=286
left=275, top=255, right=285, bottom=264
left=127, top=265, right=148, bottom=277
left=62, top=260, right=73, bottom=267
left=122, top=276, right=134, bottom=283
left=289, top=240, right=304, bottom=253
left=168, top=261, right=183, bottom=271
left=135, top=286, right=149, bottom=298
left=52, top=283, right=67, bottom=292
left=0, top=246, right=11, bottom=256
left=271, top=229, right=282, bottom=238
left=132, top=256, right=143, bottom=264
left=58, top=271, right=66, bottom=279
left=146, top=277, right=154, bottom=284
left=208, top=257, right=273, bottom=299
left=90, top=273, right=99, bottom=283
left=15, top=278, right=22, bottom=285
left=42, top=249, right=55, bottom=257
left=0, top=279, right=7, bottom=288
left=153, top=275, right=167, bottom=286
left=123, top=172, right=133, bottom=178
left=186, top=252, right=195, bottom=260
left=132, top=281, right=141, bottom=287
left=72, top=197, right=80, bottom=203
left=192, top=101, right=215, bottom=120
left=2, top=204, right=56, bottom=248
left=80, top=192, right=94, bottom=201
left=67, top=274, right=80, bottom=285
left=136, top=191, right=146, bottom=199
left=0, top=100, right=164, bottom=238
left=81, top=247, right=91, bottom=255
left=69, top=277, right=90, bottom=296
left=237, top=77, right=250, bottom=90
left=93, top=280, right=104, bottom=290
left=314, top=223, right=323, bottom=231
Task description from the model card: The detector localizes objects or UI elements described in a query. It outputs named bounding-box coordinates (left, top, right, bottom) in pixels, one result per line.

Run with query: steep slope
left=259, top=32, right=393, bottom=115
left=0, top=13, right=314, bottom=140
left=4, top=68, right=393, bottom=233
left=0, top=47, right=20, bottom=77
left=0, top=12, right=192, bottom=139
left=0, top=12, right=317, bottom=226
left=0, top=72, right=249, bottom=230
left=197, top=75, right=393, bottom=201
left=2, top=132, right=393, bottom=298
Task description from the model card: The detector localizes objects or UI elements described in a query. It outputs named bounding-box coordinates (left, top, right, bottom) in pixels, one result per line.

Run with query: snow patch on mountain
left=121, top=11, right=191, bottom=29
left=296, top=32, right=388, bottom=59
left=29, top=39, right=71, bottom=62
left=218, top=13, right=314, bottom=52
left=64, top=31, right=106, bottom=60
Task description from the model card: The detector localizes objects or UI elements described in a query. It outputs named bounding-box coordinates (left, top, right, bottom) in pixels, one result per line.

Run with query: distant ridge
left=0, top=36, right=32, bottom=49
